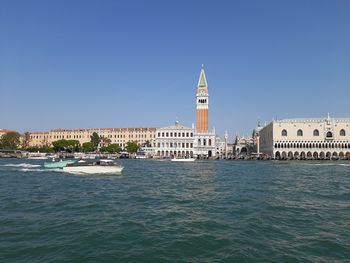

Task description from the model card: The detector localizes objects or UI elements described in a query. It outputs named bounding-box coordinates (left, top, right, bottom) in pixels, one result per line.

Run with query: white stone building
left=155, top=122, right=195, bottom=158
left=259, top=115, right=350, bottom=159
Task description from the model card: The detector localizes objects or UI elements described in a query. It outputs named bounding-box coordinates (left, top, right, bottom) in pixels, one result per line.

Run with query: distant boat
left=135, top=151, right=146, bottom=159
left=171, top=157, right=196, bottom=162
left=63, top=159, right=124, bottom=174
left=119, top=152, right=130, bottom=159
left=28, top=152, right=48, bottom=159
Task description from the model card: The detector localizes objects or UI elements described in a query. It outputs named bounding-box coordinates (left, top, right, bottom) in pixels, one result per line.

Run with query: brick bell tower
left=196, top=64, right=209, bottom=133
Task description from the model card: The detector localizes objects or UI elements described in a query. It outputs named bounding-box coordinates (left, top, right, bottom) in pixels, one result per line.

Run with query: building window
left=191, top=133, right=193, bottom=137
left=340, top=129, right=346, bottom=136
left=166, top=132, right=169, bottom=137
left=326, top=131, right=333, bottom=138
left=281, top=130, right=287, bottom=136
left=297, top=129, right=303, bottom=136
left=313, top=129, right=319, bottom=136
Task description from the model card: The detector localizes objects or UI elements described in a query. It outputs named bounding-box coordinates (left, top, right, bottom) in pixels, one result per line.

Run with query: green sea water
left=0, top=159, right=349, bottom=262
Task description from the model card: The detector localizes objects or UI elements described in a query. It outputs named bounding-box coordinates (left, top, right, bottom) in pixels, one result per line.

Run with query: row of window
left=198, top=138, right=212, bottom=146
left=198, top=99, right=207, bottom=103
left=281, top=129, right=346, bottom=137
left=32, top=134, right=153, bottom=140
left=158, top=142, right=193, bottom=148
left=158, top=132, right=194, bottom=138
left=274, top=151, right=350, bottom=159
left=275, top=142, right=350, bottom=149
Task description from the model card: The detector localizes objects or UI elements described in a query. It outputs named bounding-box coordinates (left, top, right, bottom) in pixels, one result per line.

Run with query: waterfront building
left=29, top=132, right=50, bottom=146
left=29, top=127, right=156, bottom=149
left=0, top=129, right=16, bottom=138
left=193, top=65, right=216, bottom=158
left=233, top=135, right=255, bottom=156
left=233, top=122, right=262, bottom=157
left=155, top=122, right=195, bottom=158
left=258, top=114, right=350, bottom=159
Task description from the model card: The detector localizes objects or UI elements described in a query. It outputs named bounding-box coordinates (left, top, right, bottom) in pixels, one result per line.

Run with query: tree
left=82, top=142, right=94, bottom=153
left=27, top=145, right=54, bottom=153
left=90, top=132, right=100, bottom=150
left=142, top=140, right=152, bottom=147
left=100, top=136, right=112, bottom=147
left=22, top=132, right=31, bottom=149
left=66, top=140, right=81, bottom=152
left=126, top=141, right=139, bottom=153
left=100, top=143, right=121, bottom=153
left=52, top=140, right=68, bottom=152
left=0, top=132, right=21, bottom=150
left=52, top=139, right=80, bottom=152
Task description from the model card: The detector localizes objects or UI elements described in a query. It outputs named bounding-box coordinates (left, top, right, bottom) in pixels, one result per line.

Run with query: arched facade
left=259, top=116, right=350, bottom=159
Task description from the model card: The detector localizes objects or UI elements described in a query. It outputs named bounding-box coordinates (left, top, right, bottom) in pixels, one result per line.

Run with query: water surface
left=0, top=159, right=349, bottom=262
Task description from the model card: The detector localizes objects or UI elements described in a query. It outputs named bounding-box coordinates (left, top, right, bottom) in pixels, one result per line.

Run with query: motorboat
left=171, top=157, right=196, bottom=162
left=44, top=158, right=76, bottom=168
left=63, top=159, right=124, bottom=174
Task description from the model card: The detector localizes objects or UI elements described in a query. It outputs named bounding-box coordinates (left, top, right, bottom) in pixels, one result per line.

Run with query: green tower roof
left=197, top=64, right=208, bottom=87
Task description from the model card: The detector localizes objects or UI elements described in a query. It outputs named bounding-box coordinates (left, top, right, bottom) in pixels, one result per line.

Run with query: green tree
left=52, top=139, right=68, bottom=152
left=126, top=141, right=139, bottom=153
left=21, top=132, right=31, bottom=149
left=142, top=140, right=152, bottom=147
left=90, top=132, right=100, bottom=151
left=100, top=143, right=121, bottom=153
left=52, top=139, right=80, bottom=152
left=66, top=140, right=81, bottom=152
left=82, top=142, right=94, bottom=153
left=0, top=132, right=21, bottom=150
left=100, top=136, right=112, bottom=147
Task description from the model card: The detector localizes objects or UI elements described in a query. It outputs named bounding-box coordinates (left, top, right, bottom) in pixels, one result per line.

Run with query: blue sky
left=1, top=0, right=349, bottom=139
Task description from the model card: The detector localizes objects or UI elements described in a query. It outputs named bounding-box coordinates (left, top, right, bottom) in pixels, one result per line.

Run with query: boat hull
left=63, top=165, right=124, bottom=174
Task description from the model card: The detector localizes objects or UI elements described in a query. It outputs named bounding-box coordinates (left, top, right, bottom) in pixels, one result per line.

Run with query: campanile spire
left=196, top=65, right=209, bottom=133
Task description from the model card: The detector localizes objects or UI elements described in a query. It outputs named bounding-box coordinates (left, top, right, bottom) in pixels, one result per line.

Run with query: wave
left=1, top=163, right=41, bottom=168
left=20, top=168, right=64, bottom=173
left=301, top=163, right=350, bottom=167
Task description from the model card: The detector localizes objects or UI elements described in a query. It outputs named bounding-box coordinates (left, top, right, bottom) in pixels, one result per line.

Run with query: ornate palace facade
left=259, top=115, right=350, bottom=159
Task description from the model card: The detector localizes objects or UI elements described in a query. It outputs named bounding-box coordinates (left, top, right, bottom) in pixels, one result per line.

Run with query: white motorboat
left=63, top=159, right=124, bottom=174
left=28, top=152, right=48, bottom=159
left=171, top=158, right=196, bottom=162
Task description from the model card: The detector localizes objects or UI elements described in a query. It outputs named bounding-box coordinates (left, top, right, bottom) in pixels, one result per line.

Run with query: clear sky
left=1, top=0, right=349, bottom=139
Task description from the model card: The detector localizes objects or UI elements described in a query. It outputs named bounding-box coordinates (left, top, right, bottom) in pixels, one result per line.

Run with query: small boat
left=135, top=151, right=147, bottom=159
left=63, top=159, right=124, bottom=174
left=171, top=157, right=196, bottom=162
left=28, top=152, right=48, bottom=159
left=44, top=159, right=76, bottom=168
